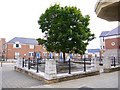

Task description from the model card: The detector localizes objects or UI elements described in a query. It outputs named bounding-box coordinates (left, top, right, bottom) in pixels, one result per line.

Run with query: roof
left=99, top=31, right=109, bottom=37
left=105, top=26, right=120, bottom=36
left=87, top=49, right=100, bottom=54
left=8, top=37, right=38, bottom=45
left=100, top=26, right=120, bottom=37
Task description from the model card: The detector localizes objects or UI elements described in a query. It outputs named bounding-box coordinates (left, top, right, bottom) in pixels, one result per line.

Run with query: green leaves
left=36, top=38, right=46, bottom=45
left=38, top=4, right=95, bottom=55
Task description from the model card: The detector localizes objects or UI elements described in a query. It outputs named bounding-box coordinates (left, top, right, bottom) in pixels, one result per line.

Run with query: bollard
left=68, top=59, right=71, bottom=74
left=84, top=58, right=86, bottom=72
left=36, top=58, right=39, bottom=73
left=113, top=57, right=116, bottom=67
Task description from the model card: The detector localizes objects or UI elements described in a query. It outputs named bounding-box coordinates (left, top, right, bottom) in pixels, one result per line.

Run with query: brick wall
left=0, top=38, right=6, bottom=58
left=6, top=43, right=47, bottom=59
left=105, top=37, right=120, bottom=49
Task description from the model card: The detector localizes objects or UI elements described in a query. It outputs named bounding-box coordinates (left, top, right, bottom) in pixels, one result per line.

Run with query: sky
left=0, top=0, right=118, bottom=49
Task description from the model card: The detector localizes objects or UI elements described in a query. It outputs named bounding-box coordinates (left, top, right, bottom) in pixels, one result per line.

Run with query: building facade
left=4, top=37, right=47, bottom=60
left=99, top=26, right=120, bottom=63
left=0, top=38, right=6, bottom=59
left=87, top=49, right=100, bottom=58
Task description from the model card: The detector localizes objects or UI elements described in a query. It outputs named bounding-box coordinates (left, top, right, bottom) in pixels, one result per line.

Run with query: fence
left=17, top=57, right=97, bottom=74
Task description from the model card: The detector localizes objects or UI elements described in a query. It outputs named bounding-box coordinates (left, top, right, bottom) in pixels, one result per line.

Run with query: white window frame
left=13, top=42, right=21, bottom=48
left=29, top=45, right=34, bottom=49
left=15, top=52, right=20, bottom=59
left=28, top=52, right=34, bottom=57
left=43, top=52, right=47, bottom=56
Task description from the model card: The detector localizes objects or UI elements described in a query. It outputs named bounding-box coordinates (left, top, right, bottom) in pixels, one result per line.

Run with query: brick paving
left=0, top=66, right=2, bottom=90
left=2, top=63, right=45, bottom=88
left=1, top=62, right=119, bottom=88
left=30, top=71, right=119, bottom=88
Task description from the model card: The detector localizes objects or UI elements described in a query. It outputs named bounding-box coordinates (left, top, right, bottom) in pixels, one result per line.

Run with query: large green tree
left=38, top=4, right=95, bottom=62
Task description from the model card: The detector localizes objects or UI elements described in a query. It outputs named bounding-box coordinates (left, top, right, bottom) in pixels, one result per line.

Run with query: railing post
left=28, top=58, right=30, bottom=70
left=25, top=60, right=26, bottom=67
left=90, top=58, right=91, bottom=63
left=22, top=58, right=24, bottom=68
left=84, top=57, right=86, bottom=72
left=113, top=57, right=116, bottom=67
left=68, top=59, right=71, bottom=74
left=36, top=58, right=39, bottom=73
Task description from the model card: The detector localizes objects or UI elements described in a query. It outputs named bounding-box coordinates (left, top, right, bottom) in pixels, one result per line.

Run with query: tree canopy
left=38, top=4, right=95, bottom=57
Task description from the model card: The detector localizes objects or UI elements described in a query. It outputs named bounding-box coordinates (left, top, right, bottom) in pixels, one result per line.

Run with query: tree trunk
left=63, top=52, right=66, bottom=63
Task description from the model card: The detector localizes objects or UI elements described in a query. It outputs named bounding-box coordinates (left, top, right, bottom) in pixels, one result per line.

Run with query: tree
left=38, top=4, right=95, bottom=62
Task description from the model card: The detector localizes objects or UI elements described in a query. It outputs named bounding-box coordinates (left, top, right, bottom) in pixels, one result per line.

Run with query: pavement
left=30, top=71, right=119, bottom=88
left=2, top=63, right=45, bottom=88
left=1, top=62, right=119, bottom=88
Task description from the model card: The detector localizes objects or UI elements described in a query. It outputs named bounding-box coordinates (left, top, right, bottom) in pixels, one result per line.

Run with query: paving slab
left=2, top=63, right=45, bottom=88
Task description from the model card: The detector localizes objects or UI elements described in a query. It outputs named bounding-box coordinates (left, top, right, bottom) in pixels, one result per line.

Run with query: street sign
left=70, top=53, right=72, bottom=59
left=36, top=52, right=40, bottom=59
left=60, top=52, right=62, bottom=59
left=49, top=53, right=53, bottom=59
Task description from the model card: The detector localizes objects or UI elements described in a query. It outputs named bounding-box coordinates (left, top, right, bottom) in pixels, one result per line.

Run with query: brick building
left=87, top=49, right=100, bottom=58
left=4, top=37, right=47, bottom=60
left=100, top=26, right=120, bottom=61
left=0, top=38, right=6, bottom=59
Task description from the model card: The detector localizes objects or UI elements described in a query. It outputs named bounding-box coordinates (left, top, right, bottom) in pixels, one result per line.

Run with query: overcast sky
left=0, top=0, right=118, bottom=49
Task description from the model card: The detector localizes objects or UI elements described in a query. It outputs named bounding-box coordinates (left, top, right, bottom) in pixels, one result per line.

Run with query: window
left=29, top=45, right=34, bottom=49
left=43, top=52, right=47, bottom=56
left=29, top=52, right=34, bottom=57
left=103, top=37, right=104, bottom=42
left=13, top=42, right=21, bottom=48
left=16, top=44, right=19, bottom=48
left=13, top=44, right=21, bottom=48
left=15, top=52, right=20, bottom=59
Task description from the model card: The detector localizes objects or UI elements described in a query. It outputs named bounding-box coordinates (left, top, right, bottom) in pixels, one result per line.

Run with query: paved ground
left=30, top=71, right=119, bottom=88
left=0, top=65, right=2, bottom=90
left=1, top=62, right=119, bottom=88
left=2, top=63, right=45, bottom=88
